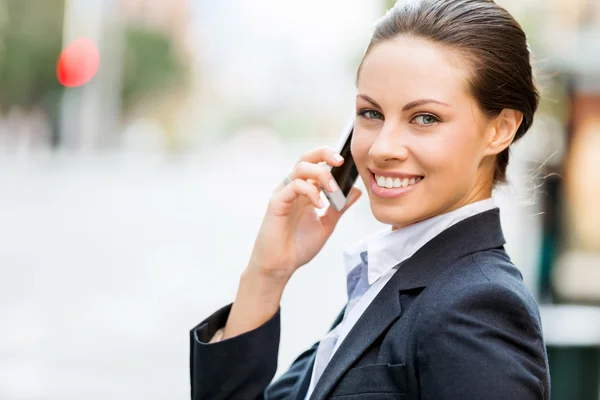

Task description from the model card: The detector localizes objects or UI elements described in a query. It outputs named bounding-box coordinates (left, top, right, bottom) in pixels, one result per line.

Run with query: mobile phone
left=321, top=119, right=359, bottom=211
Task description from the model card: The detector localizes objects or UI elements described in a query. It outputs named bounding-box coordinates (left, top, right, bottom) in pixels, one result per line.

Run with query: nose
left=368, top=122, right=409, bottom=163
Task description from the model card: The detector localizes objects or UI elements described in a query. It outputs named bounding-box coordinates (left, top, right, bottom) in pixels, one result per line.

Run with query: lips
left=368, top=168, right=423, bottom=180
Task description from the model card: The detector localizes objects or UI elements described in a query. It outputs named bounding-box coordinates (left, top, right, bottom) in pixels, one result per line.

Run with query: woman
left=190, top=0, right=551, bottom=398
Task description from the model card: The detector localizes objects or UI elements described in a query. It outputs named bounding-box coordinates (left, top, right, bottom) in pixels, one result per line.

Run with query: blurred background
left=0, top=0, right=598, bottom=399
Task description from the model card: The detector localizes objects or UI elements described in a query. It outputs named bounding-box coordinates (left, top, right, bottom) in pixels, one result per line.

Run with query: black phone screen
left=331, top=129, right=359, bottom=197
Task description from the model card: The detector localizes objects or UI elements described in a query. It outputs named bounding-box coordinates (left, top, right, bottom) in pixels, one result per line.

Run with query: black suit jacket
left=190, top=208, right=550, bottom=399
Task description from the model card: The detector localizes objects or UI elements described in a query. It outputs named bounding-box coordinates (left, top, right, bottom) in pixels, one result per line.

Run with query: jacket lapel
left=307, top=263, right=403, bottom=400
left=307, top=208, right=506, bottom=400
left=292, top=306, right=347, bottom=400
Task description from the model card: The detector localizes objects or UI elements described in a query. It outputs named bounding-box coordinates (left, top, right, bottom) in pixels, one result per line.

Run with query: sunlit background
left=0, top=0, right=599, bottom=399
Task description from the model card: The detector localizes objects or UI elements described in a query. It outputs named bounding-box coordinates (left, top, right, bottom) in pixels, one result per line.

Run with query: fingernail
left=329, top=179, right=339, bottom=192
left=333, top=154, right=344, bottom=162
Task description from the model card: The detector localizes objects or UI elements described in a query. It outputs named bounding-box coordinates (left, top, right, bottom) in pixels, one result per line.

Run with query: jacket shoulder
left=410, top=249, right=550, bottom=399
left=418, top=248, right=543, bottom=337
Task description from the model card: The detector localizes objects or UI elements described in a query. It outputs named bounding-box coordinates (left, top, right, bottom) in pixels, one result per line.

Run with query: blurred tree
left=120, top=25, right=188, bottom=115
left=0, top=0, right=64, bottom=107
left=0, top=0, right=65, bottom=145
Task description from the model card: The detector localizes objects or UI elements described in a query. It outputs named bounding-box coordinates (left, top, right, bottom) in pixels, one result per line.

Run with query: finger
left=273, top=179, right=323, bottom=209
left=296, top=146, right=344, bottom=168
left=290, top=161, right=340, bottom=193
left=274, top=175, right=324, bottom=195
left=307, top=178, right=321, bottom=190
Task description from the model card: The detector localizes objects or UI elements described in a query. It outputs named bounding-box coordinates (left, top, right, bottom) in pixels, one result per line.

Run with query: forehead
left=357, top=36, right=471, bottom=103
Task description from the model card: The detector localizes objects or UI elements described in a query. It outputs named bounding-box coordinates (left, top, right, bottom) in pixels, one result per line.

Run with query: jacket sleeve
left=190, top=303, right=319, bottom=400
left=416, top=282, right=550, bottom=400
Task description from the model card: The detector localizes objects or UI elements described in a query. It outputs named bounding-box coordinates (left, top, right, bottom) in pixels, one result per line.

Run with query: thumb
left=321, top=187, right=363, bottom=227
left=341, top=187, right=362, bottom=212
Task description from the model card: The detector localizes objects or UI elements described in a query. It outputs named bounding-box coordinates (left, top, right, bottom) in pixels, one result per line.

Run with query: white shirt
left=303, top=198, right=496, bottom=399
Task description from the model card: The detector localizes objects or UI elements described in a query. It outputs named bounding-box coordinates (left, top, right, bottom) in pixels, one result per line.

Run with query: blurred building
left=188, top=0, right=381, bottom=145
left=498, top=1, right=600, bottom=399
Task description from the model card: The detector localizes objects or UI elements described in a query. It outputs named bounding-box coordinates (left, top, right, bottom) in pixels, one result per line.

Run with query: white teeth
left=375, top=174, right=423, bottom=189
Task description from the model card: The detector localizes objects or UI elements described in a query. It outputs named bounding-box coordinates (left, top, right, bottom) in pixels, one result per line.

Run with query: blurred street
left=0, top=144, right=381, bottom=399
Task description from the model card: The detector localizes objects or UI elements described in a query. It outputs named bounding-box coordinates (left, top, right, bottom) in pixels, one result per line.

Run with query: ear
left=483, top=109, right=523, bottom=156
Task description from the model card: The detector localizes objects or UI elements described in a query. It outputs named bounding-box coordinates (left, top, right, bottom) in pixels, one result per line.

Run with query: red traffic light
left=57, top=37, right=100, bottom=87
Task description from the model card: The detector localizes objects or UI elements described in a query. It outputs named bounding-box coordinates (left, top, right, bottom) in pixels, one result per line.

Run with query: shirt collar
left=342, top=198, right=496, bottom=286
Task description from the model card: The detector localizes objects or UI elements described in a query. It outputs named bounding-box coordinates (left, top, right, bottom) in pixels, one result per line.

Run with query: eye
left=411, top=114, right=440, bottom=125
left=357, top=109, right=384, bottom=120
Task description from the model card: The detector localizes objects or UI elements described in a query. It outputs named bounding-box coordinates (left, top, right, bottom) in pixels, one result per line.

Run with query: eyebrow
left=356, top=94, right=450, bottom=112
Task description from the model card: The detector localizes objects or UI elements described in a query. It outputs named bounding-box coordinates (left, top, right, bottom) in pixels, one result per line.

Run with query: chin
left=369, top=199, right=424, bottom=228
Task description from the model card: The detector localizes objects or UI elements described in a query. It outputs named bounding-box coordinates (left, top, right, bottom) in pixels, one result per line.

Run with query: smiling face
left=352, top=36, right=498, bottom=230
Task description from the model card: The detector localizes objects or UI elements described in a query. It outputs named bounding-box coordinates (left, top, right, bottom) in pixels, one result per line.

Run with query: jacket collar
left=343, top=198, right=496, bottom=286
left=395, top=207, right=505, bottom=291
left=305, top=208, right=506, bottom=400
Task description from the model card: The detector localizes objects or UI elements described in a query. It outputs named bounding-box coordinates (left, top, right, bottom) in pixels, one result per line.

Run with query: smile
left=374, top=174, right=423, bottom=189
left=369, top=172, right=424, bottom=199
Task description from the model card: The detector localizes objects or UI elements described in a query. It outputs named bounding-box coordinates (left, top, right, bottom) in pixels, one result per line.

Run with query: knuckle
left=287, top=166, right=297, bottom=179
left=293, top=179, right=306, bottom=190
left=320, top=169, right=332, bottom=181
left=295, top=161, right=309, bottom=172
left=304, top=162, right=320, bottom=176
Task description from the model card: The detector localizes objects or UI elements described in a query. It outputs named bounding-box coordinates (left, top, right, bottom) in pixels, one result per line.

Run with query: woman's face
left=352, top=36, right=496, bottom=230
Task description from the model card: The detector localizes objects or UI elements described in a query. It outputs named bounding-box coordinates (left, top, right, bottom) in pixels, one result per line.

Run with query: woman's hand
left=219, top=146, right=362, bottom=342
left=247, top=145, right=362, bottom=282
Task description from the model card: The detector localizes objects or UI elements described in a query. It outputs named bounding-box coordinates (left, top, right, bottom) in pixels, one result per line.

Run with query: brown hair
left=357, top=0, right=539, bottom=185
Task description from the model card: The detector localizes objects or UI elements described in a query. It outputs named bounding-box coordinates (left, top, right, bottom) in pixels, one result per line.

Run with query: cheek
left=351, top=133, right=375, bottom=185
left=351, top=133, right=371, bottom=165
left=419, top=126, right=482, bottom=179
